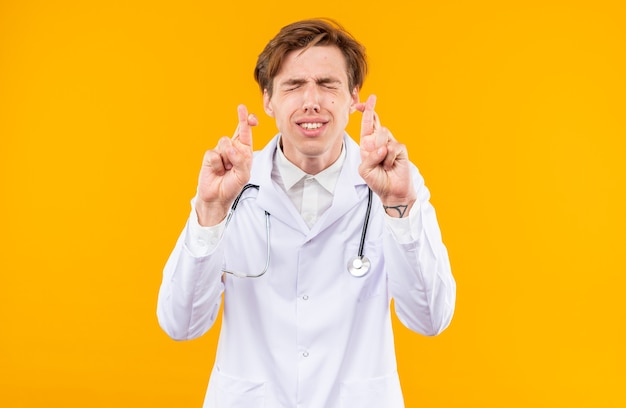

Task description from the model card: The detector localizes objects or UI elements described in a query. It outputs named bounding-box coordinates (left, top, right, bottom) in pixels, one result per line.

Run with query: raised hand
left=357, top=95, right=417, bottom=217
left=195, top=104, right=258, bottom=226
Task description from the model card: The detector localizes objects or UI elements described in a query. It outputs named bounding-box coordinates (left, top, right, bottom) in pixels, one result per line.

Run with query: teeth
left=300, top=122, right=323, bottom=130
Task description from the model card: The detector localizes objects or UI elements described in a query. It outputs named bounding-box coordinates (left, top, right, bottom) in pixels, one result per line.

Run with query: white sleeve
left=385, top=166, right=456, bottom=336
left=383, top=202, right=421, bottom=244
left=185, top=199, right=227, bottom=256
left=156, top=199, right=227, bottom=341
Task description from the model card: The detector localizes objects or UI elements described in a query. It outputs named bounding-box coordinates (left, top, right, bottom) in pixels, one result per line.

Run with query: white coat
left=157, top=134, right=456, bottom=408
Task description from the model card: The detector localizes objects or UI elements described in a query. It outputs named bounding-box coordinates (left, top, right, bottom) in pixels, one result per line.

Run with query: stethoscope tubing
left=223, top=183, right=372, bottom=278
left=358, top=187, right=373, bottom=259
left=224, top=184, right=271, bottom=278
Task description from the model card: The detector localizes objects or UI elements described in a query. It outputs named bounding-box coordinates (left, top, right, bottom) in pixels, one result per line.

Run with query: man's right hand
left=195, top=104, right=258, bottom=226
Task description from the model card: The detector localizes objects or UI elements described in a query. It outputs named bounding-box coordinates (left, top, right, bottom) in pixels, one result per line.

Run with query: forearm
left=386, top=215, right=455, bottom=335
left=385, top=173, right=456, bottom=335
left=156, top=218, right=225, bottom=340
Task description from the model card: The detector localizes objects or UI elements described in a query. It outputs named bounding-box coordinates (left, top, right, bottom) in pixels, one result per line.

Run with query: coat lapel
left=248, top=136, right=308, bottom=233
left=247, top=134, right=368, bottom=238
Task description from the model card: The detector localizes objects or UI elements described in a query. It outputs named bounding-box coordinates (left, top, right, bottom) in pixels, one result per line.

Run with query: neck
left=280, top=138, right=344, bottom=175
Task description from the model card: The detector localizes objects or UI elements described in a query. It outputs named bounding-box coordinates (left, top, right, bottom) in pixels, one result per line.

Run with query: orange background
left=1, top=0, right=624, bottom=407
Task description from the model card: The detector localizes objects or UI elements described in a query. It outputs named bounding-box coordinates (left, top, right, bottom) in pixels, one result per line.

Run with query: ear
left=349, top=87, right=360, bottom=113
left=263, top=89, right=274, bottom=117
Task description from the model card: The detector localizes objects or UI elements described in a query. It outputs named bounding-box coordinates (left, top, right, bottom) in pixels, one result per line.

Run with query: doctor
left=157, top=18, right=455, bottom=408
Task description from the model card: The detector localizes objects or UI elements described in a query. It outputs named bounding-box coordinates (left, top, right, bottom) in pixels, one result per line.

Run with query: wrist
left=195, top=200, right=230, bottom=227
left=381, top=196, right=416, bottom=219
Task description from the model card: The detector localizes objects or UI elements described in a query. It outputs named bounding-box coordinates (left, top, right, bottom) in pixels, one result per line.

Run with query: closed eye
left=280, top=79, right=306, bottom=92
left=317, top=78, right=341, bottom=89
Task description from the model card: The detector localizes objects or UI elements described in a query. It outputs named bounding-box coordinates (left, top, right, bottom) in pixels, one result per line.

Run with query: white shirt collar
left=275, top=137, right=346, bottom=194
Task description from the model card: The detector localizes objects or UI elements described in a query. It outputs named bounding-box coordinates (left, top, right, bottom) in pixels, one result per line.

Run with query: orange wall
left=1, top=1, right=624, bottom=407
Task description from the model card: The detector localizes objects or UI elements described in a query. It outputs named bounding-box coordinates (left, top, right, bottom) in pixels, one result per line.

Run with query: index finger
left=360, top=94, right=377, bottom=138
left=233, top=104, right=257, bottom=147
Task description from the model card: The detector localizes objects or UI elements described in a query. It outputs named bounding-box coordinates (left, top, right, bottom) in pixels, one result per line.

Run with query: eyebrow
left=279, top=76, right=343, bottom=88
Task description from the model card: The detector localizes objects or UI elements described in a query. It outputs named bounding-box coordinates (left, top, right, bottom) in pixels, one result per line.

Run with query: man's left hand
left=357, top=94, right=417, bottom=217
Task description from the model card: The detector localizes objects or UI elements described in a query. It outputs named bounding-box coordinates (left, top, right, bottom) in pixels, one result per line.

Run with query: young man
left=157, top=18, right=455, bottom=408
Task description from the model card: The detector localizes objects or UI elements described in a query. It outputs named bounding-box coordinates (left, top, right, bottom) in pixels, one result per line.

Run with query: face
left=263, top=45, right=359, bottom=174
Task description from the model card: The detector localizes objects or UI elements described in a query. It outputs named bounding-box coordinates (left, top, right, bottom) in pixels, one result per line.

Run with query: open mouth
left=299, top=122, right=324, bottom=130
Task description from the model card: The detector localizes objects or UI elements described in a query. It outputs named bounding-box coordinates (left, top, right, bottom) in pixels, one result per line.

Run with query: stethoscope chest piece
left=347, top=255, right=371, bottom=278
left=346, top=187, right=374, bottom=278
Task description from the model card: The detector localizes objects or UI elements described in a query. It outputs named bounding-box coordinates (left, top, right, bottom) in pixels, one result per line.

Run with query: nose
left=302, top=84, right=321, bottom=113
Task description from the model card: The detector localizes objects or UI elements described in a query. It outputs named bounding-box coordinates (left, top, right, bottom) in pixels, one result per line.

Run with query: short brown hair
left=254, top=18, right=368, bottom=97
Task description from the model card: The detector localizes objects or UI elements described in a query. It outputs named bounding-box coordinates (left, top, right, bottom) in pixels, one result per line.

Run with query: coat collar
left=248, top=134, right=367, bottom=237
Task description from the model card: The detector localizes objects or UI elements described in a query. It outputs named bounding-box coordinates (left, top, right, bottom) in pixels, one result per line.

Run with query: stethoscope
left=222, top=183, right=373, bottom=279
